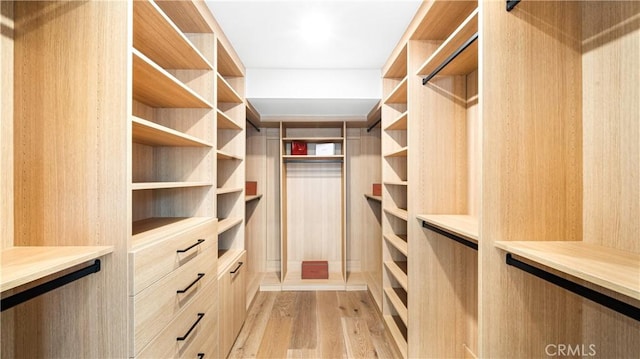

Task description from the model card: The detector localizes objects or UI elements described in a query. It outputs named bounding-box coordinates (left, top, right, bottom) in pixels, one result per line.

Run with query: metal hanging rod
left=506, top=0, right=521, bottom=12
left=246, top=118, right=260, bottom=132
left=366, top=118, right=381, bottom=132
left=1, top=259, right=102, bottom=312
left=506, top=254, right=640, bottom=322
left=422, top=33, right=478, bottom=86
left=421, top=221, right=478, bottom=251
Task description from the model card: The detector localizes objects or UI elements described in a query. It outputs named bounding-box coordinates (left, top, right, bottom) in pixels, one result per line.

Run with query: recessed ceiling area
left=206, top=0, right=422, bottom=121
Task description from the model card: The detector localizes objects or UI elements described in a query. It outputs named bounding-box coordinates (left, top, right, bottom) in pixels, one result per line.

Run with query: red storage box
left=292, top=141, right=307, bottom=155
left=246, top=181, right=257, bottom=195
left=372, top=183, right=382, bottom=196
left=301, top=261, right=328, bottom=279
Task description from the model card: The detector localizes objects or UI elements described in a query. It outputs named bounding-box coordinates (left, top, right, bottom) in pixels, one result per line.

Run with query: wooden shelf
left=383, top=315, right=408, bottom=359
left=217, top=249, right=245, bottom=276
left=217, top=41, right=244, bottom=77
left=216, top=187, right=242, bottom=196
left=384, top=233, right=408, bottom=256
left=417, top=9, right=478, bottom=77
left=384, top=207, right=408, bottom=221
left=245, top=194, right=263, bottom=203
left=133, top=0, right=212, bottom=70
left=218, top=217, right=243, bottom=235
left=412, top=1, right=477, bottom=40
left=384, top=77, right=408, bottom=104
left=1, top=246, right=114, bottom=292
left=217, top=110, right=242, bottom=130
left=384, top=181, right=408, bottom=186
left=217, top=73, right=243, bottom=104
left=282, top=137, right=344, bottom=143
left=384, top=147, right=408, bottom=158
left=132, top=49, right=212, bottom=109
left=364, top=194, right=382, bottom=202
left=132, top=116, right=212, bottom=147
left=495, top=241, right=640, bottom=301
left=384, top=287, right=408, bottom=326
left=154, top=0, right=212, bottom=33
left=383, top=44, right=407, bottom=79
left=131, top=217, right=213, bottom=249
left=217, top=150, right=244, bottom=161
left=385, top=112, right=408, bottom=131
left=283, top=155, right=344, bottom=161
left=131, top=181, right=212, bottom=191
left=384, top=261, right=408, bottom=291
left=417, top=214, right=479, bottom=243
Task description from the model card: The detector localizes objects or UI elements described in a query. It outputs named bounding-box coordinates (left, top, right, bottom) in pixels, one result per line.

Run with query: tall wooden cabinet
left=381, top=0, right=639, bottom=358
left=2, top=1, right=249, bottom=357
left=1, top=1, right=129, bottom=357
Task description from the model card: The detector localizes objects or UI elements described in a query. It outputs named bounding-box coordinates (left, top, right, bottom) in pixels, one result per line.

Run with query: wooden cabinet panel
left=130, top=219, right=216, bottom=295
left=218, top=251, right=247, bottom=358
left=136, top=279, right=217, bottom=359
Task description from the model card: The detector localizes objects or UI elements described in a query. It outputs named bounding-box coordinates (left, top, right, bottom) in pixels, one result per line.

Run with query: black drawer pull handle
left=230, top=261, right=244, bottom=274
left=177, top=239, right=205, bottom=253
left=176, top=313, right=204, bottom=341
left=177, top=273, right=205, bottom=294
left=197, top=354, right=205, bottom=359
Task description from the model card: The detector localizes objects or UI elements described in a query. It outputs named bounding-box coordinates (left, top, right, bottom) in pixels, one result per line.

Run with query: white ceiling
left=206, top=0, right=422, bottom=120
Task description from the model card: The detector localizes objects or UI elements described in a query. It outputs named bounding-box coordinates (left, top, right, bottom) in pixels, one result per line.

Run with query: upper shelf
left=217, top=40, right=244, bottom=77
left=282, top=137, right=344, bottom=143
left=217, top=150, right=243, bottom=161
left=384, top=77, right=408, bottom=105
left=132, top=116, right=213, bottom=147
left=133, top=0, right=212, bottom=70
left=1, top=246, right=113, bottom=292
left=217, top=74, right=243, bottom=104
left=283, top=155, right=344, bottom=161
left=411, top=1, right=477, bottom=41
left=417, top=214, right=479, bottom=243
left=417, top=9, right=478, bottom=77
left=217, top=110, right=242, bottom=130
left=132, top=49, right=213, bottom=109
left=154, top=0, right=212, bottom=33
left=131, top=182, right=212, bottom=191
left=384, top=207, right=408, bottom=221
left=385, top=112, right=408, bottom=131
left=495, top=241, right=640, bottom=301
left=383, top=44, right=407, bottom=79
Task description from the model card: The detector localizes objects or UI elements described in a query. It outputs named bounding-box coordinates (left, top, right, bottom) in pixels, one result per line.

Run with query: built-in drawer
left=135, top=279, right=218, bottom=359
left=129, top=219, right=216, bottom=295
left=131, top=244, right=217, bottom=356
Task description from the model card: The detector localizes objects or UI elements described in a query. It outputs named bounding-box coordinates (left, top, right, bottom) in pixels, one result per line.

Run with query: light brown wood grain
left=154, top=0, right=213, bottom=33
left=133, top=0, right=212, bottom=70
left=227, top=291, right=278, bottom=358
left=217, top=73, right=244, bottom=104
left=316, top=291, right=347, bottom=358
left=132, top=116, right=213, bottom=147
left=7, top=1, right=130, bottom=357
left=1, top=0, right=13, bottom=252
left=384, top=77, right=408, bottom=105
left=416, top=214, right=478, bottom=242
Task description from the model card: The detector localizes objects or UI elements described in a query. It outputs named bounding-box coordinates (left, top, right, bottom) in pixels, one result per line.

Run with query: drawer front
left=130, top=219, right=216, bottom=295
left=132, top=245, right=217, bottom=356
left=218, top=251, right=247, bottom=358
left=136, top=279, right=218, bottom=359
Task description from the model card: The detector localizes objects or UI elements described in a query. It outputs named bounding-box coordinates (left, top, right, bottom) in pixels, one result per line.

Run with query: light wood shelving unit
left=381, top=39, right=409, bottom=357
left=279, top=122, right=349, bottom=290
left=1, top=1, right=130, bottom=357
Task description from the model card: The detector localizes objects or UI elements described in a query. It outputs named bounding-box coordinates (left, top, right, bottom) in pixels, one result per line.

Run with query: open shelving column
left=381, top=43, right=409, bottom=358
left=215, top=39, right=246, bottom=277
left=279, top=122, right=348, bottom=290
left=410, top=2, right=480, bottom=358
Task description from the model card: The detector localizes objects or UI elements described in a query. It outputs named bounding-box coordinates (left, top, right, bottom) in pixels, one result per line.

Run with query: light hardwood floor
left=228, top=291, right=402, bottom=358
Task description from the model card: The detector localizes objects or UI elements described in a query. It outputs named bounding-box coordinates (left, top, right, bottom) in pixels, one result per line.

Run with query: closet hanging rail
left=367, top=118, right=381, bottom=132
left=246, top=118, right=260, bottom=132
left=506, top=0, right=521, bottom=12
left=422, top=33, right=478, bottom=85
left=505, top=253, right=640, bottom=322
left=421, top=221, right=478, bottom=251
left=1, top=259, right=101, bottom=312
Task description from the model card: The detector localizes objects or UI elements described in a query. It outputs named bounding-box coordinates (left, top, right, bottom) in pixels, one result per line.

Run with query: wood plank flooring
left=228, top=291, right=402, bottom=358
